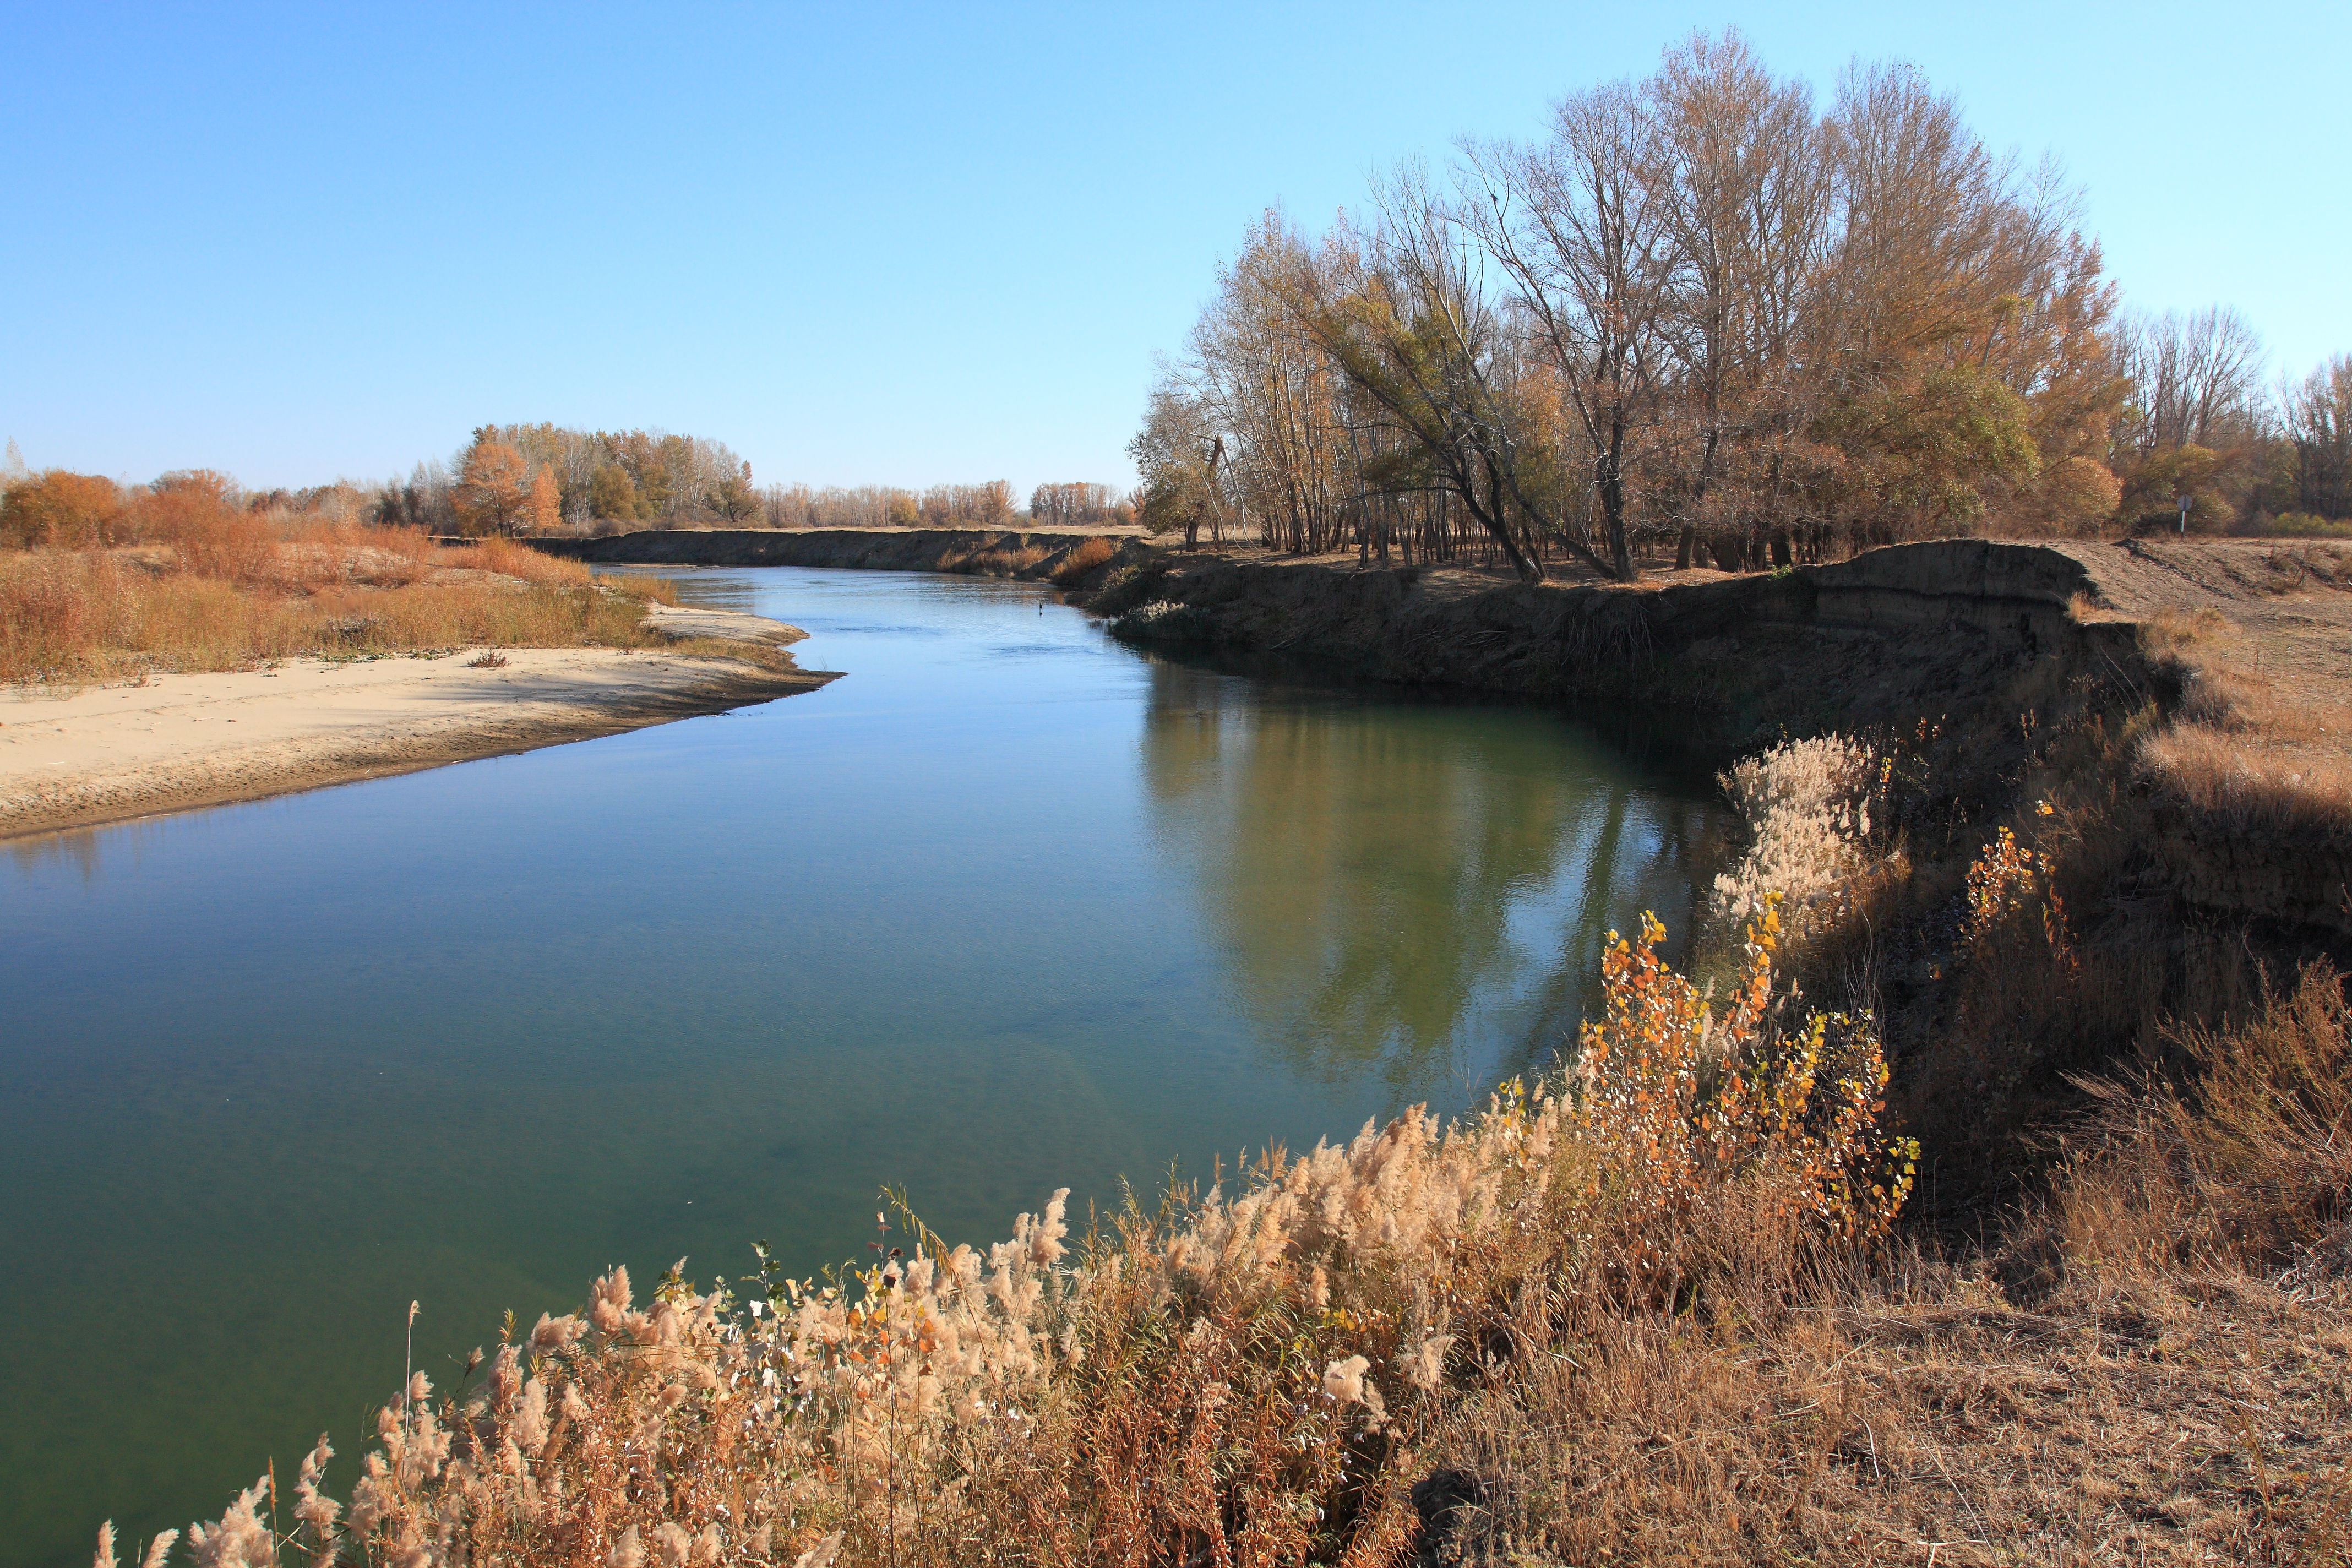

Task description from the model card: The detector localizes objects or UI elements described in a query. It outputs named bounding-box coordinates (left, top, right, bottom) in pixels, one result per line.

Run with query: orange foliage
left=128, top=470, right=274, bottom=582
left=1, top=470, right=124, bottom=548
left=1575, top=905, right=1918, bottom=1260
left=453, top=437, right=532, bottom=536
left=527, top=465, right=561, bottom=533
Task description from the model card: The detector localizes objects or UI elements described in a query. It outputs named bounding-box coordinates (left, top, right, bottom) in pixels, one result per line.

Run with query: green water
left=0, top=567, right=1721, bottom=1567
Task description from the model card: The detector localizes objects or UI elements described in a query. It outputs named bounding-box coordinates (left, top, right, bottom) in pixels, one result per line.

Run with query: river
left=0, top=567, right=1721, bottom=1567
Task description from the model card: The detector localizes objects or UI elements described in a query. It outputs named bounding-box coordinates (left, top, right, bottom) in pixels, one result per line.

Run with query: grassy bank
left=2, top=526, right=687, bottom=689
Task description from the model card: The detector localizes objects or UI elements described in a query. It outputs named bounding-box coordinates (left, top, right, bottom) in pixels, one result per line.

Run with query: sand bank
left=0, top=606, right=837, bottom=839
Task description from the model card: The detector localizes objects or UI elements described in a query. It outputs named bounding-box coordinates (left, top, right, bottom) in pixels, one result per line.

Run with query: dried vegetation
left=1, top=493, right=684, bottom=687
left=112, top=777, right=2352, bottom=1563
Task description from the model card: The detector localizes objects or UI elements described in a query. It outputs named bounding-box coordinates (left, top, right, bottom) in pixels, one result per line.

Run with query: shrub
left=1110, top=598, right=1212, bottom=643
left=1, top=470, right=124, bottom=548
left=2259, top=511, right=2352, bottom=539
left=1709, top=734, right=1882, bottom=940
left=128, top=471, right=275, bottom=583
left=1049, top=536, right=1118, bottom=584
left=2019, top=963, right=2352, bottom=1282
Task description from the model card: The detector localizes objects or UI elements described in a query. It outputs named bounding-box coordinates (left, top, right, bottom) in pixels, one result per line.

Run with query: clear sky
left=3, top=1, right=2344, bottom=494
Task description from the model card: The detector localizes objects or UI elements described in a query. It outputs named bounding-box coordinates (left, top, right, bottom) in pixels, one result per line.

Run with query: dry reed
left=127, top=914, right=1924, bottom=1568
left=1050, top=538, right=1119, bottom=585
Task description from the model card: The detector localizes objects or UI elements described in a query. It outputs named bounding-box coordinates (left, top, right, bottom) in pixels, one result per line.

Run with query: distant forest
left=369, top=426, right=1133, bottom=538
left=1128, top=32, right=2352, bottom=578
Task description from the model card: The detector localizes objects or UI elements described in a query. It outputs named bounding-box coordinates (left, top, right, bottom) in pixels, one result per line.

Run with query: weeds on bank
left=97, top=715, right=2352, bottom=1565
left=1049, top=538, right=1118, bottom=584
left=2109, top=591, right=2352, bottom=841
left=123, top=911, right=1921, bottom=1568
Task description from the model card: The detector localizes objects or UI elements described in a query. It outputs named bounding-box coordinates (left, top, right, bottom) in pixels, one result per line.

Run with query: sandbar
left=0, top=607, right=838, bottom=839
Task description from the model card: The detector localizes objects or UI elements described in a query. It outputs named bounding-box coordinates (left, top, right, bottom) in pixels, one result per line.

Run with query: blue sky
left=3, top=1, right=2344, bottom=494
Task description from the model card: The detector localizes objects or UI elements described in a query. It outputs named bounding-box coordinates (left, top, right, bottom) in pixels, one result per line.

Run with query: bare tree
left=2285, top=354, right=2352, bottom=519
left=1284, top=192, right=1588, bottom=580
left=1647, top=32, right=1828, bottom=566
left=1467, top=80, right=1681, bottom=581
left=2116, top=307, right=2268, bottom=456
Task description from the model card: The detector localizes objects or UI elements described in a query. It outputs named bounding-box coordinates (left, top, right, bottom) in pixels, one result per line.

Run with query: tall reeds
left=129, top=914, right=1917, bottom=1567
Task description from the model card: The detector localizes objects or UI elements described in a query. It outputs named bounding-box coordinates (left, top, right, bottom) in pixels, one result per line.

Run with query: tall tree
left=1468, top=80, right=1680, bottom=581
left=1283, top=196, right=1581, bottom=580
left=710, top=461, right=760, bottom=523
left=526, top=465, right=562, bottom=533
left=453, top=433, right=533, bottom=536
left=2286, top=355, right=2352, bottom=519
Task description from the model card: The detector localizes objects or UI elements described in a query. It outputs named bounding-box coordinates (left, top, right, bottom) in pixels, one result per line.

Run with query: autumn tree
left=709, top=461, right=760, bottom=523
left=1467, top=80, right=1683, bottom=581
left=1643, top=33, right=1829, bottom=565
left=1283, top=197, right=1567, bottom=580
left=588, top=464, right=640, bottom=521
left=2285, top=355, right=2352, bottom=520
left=527, top=465, right=562, bottom=533
left=1, top=470, right=124, bottom=548
left=1145, top=32, right=2126, bottom=569
left=1188, top=211, right=1354, bottom=554
left=1028, top=482, right=1131, bottom=527
left=453, top=432, right=534, bottom=536
left=2111, top=307, right=2268, bottom=529
left=1128, top=383, right=1224, bottom=547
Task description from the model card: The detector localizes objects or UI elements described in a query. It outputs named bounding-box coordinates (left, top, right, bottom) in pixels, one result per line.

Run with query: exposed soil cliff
left=1086, top=538, right=2352, bottom=948
left=1091, top=540, right=2139, bottom=764
left=533, top=526, right=1146, bottom=580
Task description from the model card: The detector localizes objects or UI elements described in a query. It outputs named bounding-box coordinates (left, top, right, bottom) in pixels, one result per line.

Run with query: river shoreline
left=0, top=605, right=836, bottom=840
left=533, top=523, right=1150, bottom=579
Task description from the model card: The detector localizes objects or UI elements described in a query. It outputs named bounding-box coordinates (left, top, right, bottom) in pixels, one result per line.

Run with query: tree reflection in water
left=1139, top=656, right=1722, bottom=1114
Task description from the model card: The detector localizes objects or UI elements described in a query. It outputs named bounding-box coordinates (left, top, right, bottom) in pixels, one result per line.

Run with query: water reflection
left=1140, top=657, right=1720, bottom=1108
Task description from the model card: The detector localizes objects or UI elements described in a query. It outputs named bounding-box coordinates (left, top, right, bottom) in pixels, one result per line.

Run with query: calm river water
left=0, top=567, right=1721, bottom=1567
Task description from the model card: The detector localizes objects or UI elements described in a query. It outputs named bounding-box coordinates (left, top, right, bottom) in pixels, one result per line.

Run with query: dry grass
left=946, top=544, right=1052, bottom=575
left=1420, top=958, right=2352, bottom=1567
left=2029, top=965, right=2352, bottom=1279
left=1425, top=1260, right=2352, bottom=1566
left=0, top=536, right=678, bottom=687
left=2141, top=725, right=2352, bottom=838
left=2130, top=602, right=2352, bottom=841
left=1709, top=734, right=1882, bottom=940
left=1050, top=537, right=1119, bottom=585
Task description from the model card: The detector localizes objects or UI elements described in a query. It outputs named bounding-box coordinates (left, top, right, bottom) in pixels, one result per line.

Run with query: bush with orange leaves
left=108, top=913, right=1915, bottom=1568
left=2, top=469, right=126, bottom=547
left=1573, top=905, right=1918, bottom=1286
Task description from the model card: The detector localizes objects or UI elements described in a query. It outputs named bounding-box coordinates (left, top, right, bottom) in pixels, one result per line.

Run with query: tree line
left=368, top=426, right=1133, bottom=537
left=374, top=426, right=758, bottom=536
left=1128, top=32, right=2352, bottom=580
left=4, top=432, right=1140, bottom=546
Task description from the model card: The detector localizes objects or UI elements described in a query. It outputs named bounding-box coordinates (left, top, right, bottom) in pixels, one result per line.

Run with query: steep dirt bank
left=1091, top=539, right=2140, bottom=758
left=533, top=526, right=1147, bottom=580
left=1087, top=539, right=2352, bottom=944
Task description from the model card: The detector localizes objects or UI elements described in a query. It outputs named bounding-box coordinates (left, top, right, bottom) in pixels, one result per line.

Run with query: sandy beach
left=0, top=605, right=837, bottom=839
